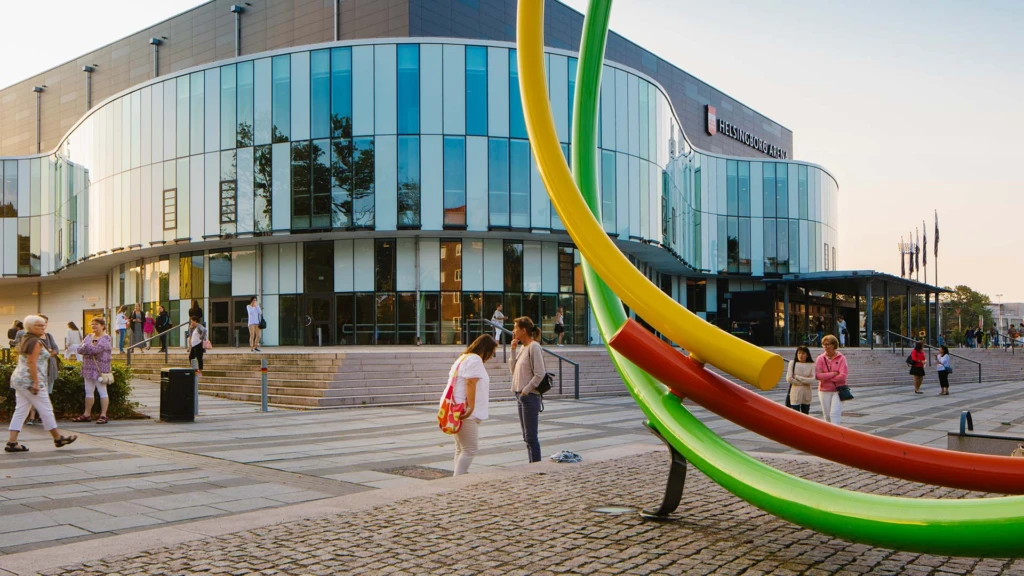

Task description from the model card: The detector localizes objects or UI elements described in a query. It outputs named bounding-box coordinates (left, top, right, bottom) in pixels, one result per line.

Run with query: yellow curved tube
left=516, top=0, right=782, bottom=389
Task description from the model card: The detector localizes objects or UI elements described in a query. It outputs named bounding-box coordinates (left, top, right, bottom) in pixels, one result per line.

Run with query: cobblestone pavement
left=30, top=452, right=1024, bottom=576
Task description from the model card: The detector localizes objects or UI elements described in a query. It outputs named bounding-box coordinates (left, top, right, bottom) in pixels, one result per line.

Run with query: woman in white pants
left=815, top=334, right=848, bottom=426
left=445, top=334, right=497, bottom=476
left=5, top=315, right=78, bottom=453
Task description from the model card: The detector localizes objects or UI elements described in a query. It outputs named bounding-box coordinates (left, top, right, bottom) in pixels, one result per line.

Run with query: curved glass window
left=272, top=55, right=290, bottom=143
left=397, top=45, right=420, bottom=135
left=397, top=136, right=420, bottom=228
left=443, top=136, right=466, bottom=227
left=311, top=50, right=331, bottom=140
left=465, top=46, right=487, bottom=136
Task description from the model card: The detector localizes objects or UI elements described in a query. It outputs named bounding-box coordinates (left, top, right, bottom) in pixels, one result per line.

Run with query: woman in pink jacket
left=815, top=334, right=848, bottom=426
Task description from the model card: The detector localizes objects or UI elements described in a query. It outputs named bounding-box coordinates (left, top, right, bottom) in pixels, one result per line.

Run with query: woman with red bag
left=445, top=335, right=497, bottom=475
left=909, top=341, right=927, bottom=394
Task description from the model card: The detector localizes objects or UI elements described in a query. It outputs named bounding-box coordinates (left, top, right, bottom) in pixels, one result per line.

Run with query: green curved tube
left=565, top=0, right=1024, bottom=557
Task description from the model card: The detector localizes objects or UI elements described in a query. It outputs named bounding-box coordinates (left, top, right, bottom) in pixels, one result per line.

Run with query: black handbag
left=905, top=354, right=914, bottom=366
left=527, top=343, right=554, bottom=395
left=836, top=385, right=854, bottom=401
left=536, top=373, right=554, bottom=395
left=258, top=315, right=267, bottom=330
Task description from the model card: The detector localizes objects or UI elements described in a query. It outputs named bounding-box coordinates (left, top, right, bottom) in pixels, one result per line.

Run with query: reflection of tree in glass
left=398, top=179, right=420, bottom=228
left=237, top=122, right=253, bottom=148
left=331, top=114, right=352, bottom=140
left=254, top=145, right=272, bottom=234
left=291, top=140, right=311, bottom=225
left=352, top=138, right=375, bottom=228
left=331, top=139, right=351, bottom=228
left=310, top=140, right=332, bottom=227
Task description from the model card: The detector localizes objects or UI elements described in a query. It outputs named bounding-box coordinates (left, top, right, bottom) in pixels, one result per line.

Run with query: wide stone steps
left=128, top=345, right=1024, bottom=408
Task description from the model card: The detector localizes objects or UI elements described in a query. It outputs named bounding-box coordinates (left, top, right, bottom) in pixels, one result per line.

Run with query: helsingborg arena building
left=0, top=0, right=839, bottom=349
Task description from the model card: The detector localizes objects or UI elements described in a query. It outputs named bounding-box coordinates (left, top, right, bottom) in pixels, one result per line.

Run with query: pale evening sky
left=2, top=0, right=1022, bottom=302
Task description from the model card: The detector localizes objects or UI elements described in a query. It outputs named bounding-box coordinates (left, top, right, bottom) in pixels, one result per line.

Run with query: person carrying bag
left=510, top=316, right=547, bottom=463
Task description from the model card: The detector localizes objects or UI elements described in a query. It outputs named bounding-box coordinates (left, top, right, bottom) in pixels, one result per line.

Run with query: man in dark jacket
left=156, top=305, right=171, bottom=352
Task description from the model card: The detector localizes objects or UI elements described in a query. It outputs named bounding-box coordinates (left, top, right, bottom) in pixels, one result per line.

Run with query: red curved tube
left=608, top=319, right=1024, bottom=494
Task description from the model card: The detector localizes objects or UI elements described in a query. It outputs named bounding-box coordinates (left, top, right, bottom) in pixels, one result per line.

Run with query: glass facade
left=0, top=39, right=838, bottom=347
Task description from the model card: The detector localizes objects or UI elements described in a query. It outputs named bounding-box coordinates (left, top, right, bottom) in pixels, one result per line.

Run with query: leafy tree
left=941, top=285, right=993, bottom=341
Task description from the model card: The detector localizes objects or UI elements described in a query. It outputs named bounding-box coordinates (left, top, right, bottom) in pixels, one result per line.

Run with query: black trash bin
left=160, top=368, right=196, bottom=422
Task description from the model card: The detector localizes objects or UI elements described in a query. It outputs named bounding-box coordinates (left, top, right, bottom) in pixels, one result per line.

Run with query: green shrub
left=0, top=360, right=146, bottom=421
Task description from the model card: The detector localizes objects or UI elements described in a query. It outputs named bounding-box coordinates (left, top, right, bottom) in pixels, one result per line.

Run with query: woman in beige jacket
left=786, top=345, right=816, bottom=414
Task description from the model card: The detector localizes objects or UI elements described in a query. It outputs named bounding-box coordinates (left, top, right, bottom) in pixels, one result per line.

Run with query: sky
left=1, top=0, right=1022, bottom=302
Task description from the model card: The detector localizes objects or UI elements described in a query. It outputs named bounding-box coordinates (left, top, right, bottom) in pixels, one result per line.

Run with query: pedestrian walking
left=837, top=316, right=848, bottom=347
left=143, top=312, right=155, bottom=349
left=64, top=322, right=83, bottom=361
left=909, top=341, right=926, bottom=394
left=130, top=303, right=144, bottom=353
left=5, top=315, right=78, bottom=453
left=156, top=305, right=170, bottom=352
left=246, top=297, right=262, bottom=352
left=114, top=306, right=128, bottom=353
left=446, top=334, right=497, bottom=475
left=510, top=316, right=547, bottom=463
left=188, top=316, right=208, bottom=376
left=815, top=335, right=848, bottom=426
left=815, top=316, right=825, bottom=346
left=74, top=318, right=113, bottom=425
left=7, top=320, right=23, bottom=350
left=490, top=303, right=505, bottom=343
left=554, top=307, right=565, bottom=346
left=786, top=346, right=816, bottom=414
left=26, top=316, right=61, bottom=426
left=936, top=345, right=952, bottom=396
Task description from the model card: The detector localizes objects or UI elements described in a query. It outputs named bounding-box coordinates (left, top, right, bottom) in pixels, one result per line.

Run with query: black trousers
left=189, top=344, right=204, bottom=370
left=938, top=370, right=949, bottom=389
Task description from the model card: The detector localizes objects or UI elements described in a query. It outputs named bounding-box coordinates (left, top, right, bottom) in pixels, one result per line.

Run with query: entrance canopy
left=763, top=270, right=949, bottom=297
left=762, top=270, right=950, bottom=348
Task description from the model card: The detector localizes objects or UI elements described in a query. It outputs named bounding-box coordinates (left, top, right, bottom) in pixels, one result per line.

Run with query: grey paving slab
left=83, top=502, right=160, bottom=517
left=0, top=527, right=89, bottom=549
left=145, top=505, right=224, bottom=523
left=69, top=515, right=163, bottom=533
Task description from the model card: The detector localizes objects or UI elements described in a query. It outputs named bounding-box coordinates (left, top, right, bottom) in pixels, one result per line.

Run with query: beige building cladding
left=0, top=0, right=409, bottom=157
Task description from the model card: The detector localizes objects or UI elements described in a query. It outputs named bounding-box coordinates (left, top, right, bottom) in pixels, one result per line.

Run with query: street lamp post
left=996, top=294, right=1003, bottom=333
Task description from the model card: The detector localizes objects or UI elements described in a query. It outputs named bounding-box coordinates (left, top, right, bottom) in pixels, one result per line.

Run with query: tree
left=941, top=285, right=993, bottom=344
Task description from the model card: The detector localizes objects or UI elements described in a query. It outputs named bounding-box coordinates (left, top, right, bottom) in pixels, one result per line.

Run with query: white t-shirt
left=246, top=304, right=262, bottom=326
left=115, top=313, right=127, bottom=330
left=450, top=354, right=490, bottom=421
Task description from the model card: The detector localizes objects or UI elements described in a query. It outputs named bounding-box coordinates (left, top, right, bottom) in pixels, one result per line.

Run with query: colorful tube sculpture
left=609, top=318, right=1024, bottom=494
left=517, top=0, right=1024, bottom=557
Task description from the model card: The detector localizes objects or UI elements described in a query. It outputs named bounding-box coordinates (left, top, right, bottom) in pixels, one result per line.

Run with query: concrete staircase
left=124, top=346, right=625, bottom=408
left=124, top=344, right=1024, bottom=409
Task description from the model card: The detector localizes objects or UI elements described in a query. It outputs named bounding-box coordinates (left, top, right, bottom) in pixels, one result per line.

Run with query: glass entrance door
left=303, top=294, right=334, bottom=346
left=209, top=299, right=232, bottom=346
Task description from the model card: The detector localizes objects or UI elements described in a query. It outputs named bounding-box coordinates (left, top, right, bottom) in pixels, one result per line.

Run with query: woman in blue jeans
left=510, top=316, right=547, bottom=463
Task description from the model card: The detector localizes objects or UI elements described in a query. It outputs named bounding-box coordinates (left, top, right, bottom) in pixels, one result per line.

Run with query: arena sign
left=706, top=105, right=788, bottom=160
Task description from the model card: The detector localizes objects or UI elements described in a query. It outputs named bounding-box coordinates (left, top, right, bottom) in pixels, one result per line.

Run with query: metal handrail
left=126, top=321, right=189, bottom=366
left=995, top=332, right=1018, bottom=355
left=484, top=319, right=580, bottom=400
left=885, top=330, right=982, bottom=383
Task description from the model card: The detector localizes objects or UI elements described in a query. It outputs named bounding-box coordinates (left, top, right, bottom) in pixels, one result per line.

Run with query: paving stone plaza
left=2, top=373, right=1024, bottom=575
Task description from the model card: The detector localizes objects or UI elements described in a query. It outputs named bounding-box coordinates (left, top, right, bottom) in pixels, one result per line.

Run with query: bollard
left=193, top=372, right=199, bottom=416
left=317, top=327, right=322, bottom=347
left=260, top=356, right=268, bottom=409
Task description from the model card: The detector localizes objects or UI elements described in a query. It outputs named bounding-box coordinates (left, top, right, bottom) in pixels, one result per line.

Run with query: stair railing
left=995, top=331, right=1017, bottom=355
left=485, top=319, right=580, bottom=400
left=126, top=321, right=190, bottom=366
left=885, top=330, right=982, bottom=383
